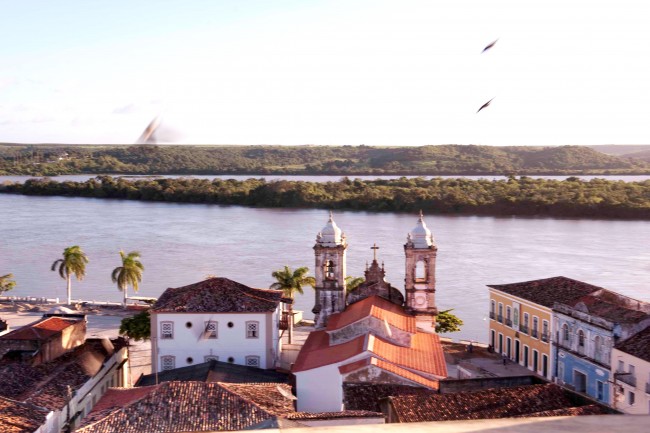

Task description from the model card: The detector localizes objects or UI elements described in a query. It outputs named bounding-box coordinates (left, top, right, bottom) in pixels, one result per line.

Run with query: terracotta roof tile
left=387, top=384, right=610, bottom=422
left=370, top=333, right=447, bottom=378
left=0, top=396, right=49, bottom=433
left=326, top=295, right=416, bottom=333
left=343, top=383, right=433, bottom=412
left=488, top=276, right=603, bottom=308
left=339, top=357, right=439, bottom=390
left=565, top=292, right=650, bottom=324
left=152, top=277, right=283, bottom=313
left=218, top=382, right=296, bottom=416
left=0, top=317, right=81, bottom=341
left=615, top=326, right=650, bottom=361
left=292, top=332, right=366, bottom=373
left=286, top=410, right=383, bottom=420
left=0, top=338, right=124, bottom=410
left=77, top=381, right=278, bottom=433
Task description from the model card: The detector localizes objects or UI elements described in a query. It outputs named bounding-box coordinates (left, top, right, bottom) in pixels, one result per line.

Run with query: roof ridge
left=216, top=382, right=283, bottom=417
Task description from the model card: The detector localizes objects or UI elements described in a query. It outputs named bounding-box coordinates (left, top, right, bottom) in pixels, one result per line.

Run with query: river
left=1, top=193, right=649, bottom=343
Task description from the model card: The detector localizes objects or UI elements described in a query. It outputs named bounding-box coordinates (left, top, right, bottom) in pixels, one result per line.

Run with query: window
left=522, top=313, right=529, bottom=333
left=498, top=303, right=503, bottom=323
left=618, top=360, right=624, bottom=373
left=490, top=330, right=496, bottom=348
left=161, top=355, right=175, bottom=371
left=490, top=300, right=496, bottom=319
left=506, top=306, right=512, bottom=326
left=542, top=320, right=549, bottom=341
left=161, top=321, right=174, bottom=339
left=513, top=307, right=519, bottom=327
left=578, top=330, right=585, bottom=346
left=628, top=391, right=635, bottom=406
left=563, top=324, right=569, bottom=341
left=532, top=316, right=539, bottom=338
left=246, top=321, right=259, bottom=339
left=629, top=364, right=636, bottom=376
left=594, top=335, right=602, bottom=362
left=415, top=261, right=426, bottom=280
left=245, top=355, right=260, bottom=367
left=597, top=381, right=605, bottom=401
left=204, top=321, right=218, bottom=339
left=324, top=260, right=335, bottom=280
left=204, top=355, right=219, bottom=362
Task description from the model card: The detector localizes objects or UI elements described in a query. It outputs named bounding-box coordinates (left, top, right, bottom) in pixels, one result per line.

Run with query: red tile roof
left=218, top=383, right=296, bottom=417
left=488, top=276, right=603, bottom=308
left=565, top=292, right=650, bottom=324
left=292, top=332, right=367, bottom=373
left=343, top=383, right=433, bottom=412
left=77, top=381, right=278, bottom=433
left=371, top=333, right=447, bottom=378
left=152, top=277, right=283, bottom=313
left=0, top=396, right=49, bottom=433
left=0, top=317, right=81, bottom=341
left=286, top=410, right=383, bottom=420
left=386, top=384, right=610, bottom=422
left=339, top=357, right=440, bottom=389
left=326, top=295, right=416, bottom=333
left=615, top=325, right=650, bottom=361
left=0, top=338, right=125, bottom=411
left=81, top=386, right=160, bottom=426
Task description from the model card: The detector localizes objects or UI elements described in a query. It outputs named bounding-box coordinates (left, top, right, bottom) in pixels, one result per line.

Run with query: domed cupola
left=407, top=210, right=435, bottom=249
left=317, top=211, right=345, bottom=247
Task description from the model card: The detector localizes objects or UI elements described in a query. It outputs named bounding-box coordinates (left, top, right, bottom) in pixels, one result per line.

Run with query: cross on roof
left=371, top=243, right=380, bottom=261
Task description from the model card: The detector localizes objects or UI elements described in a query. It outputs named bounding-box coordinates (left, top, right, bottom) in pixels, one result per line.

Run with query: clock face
left=415, top=293, right=426, bottom=306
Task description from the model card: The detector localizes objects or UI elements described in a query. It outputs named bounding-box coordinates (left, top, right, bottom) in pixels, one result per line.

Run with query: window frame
left=161, top=321, right=174, bottom=340
left=160, top=355, right=176, bottom=371
left=246, top=321, right=260, bottom=339
left=245, top=355, right=261, bottom=367
left=204, top=320, right=218, bottom=339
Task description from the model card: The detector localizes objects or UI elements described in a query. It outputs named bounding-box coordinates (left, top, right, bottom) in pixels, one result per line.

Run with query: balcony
left=489, top=311, right=495, bottom=320
left=520, top=325, right=529, bottom=335
left=616, top=372, right=637, bottom=387
left=505, top=318, right=513, bottom=327
left=531, top=329, right=538, bottom=339
left=497, top=315, right=503, bottom=324
left=541, top=332, right=549, bottom=342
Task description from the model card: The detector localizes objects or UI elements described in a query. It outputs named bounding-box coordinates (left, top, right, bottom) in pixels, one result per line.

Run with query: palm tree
left=111, top=250, right=145, bottom=308
left=0, top=273, right=16, bottom=295
left=51, top=246, right=89, bottom=305
left=270, top=266, right=315, bottom=344
left=345, top=276, right=365, bottom=293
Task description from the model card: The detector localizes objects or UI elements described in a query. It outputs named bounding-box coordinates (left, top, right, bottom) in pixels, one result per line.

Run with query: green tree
left=111, top=250, right=145, bottom=308
left=119, top=310, right=151, bottom=341
left=51, top=246, right=89, bottom=305
left=270, top=266, right=315, bottom=343
left=436, top=309, right=464, bottom=334
left=0, top=273, right=16, bottom=295
left=345, top=276, right=365, bottom=293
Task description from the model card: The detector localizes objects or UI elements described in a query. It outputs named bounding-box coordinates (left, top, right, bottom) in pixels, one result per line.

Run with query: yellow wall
left=488, top=289, right=552, bottom=377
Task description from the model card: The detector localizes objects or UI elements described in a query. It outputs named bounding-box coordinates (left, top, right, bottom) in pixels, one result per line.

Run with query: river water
left=1, top=193, right=649, bottom=343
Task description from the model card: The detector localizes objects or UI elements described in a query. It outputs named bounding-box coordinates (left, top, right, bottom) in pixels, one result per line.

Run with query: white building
left=611, top=326, right=650, bottom=414
left=150, top=277, right=287, bottom=372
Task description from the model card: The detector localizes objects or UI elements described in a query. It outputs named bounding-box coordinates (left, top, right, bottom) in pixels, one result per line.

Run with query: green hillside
left=1, top=144, right=649, bottom=176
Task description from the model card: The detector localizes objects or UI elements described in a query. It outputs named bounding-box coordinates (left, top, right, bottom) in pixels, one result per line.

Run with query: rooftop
left=0, top=338, right=126, bottom=411
left=151, top=277, right=284, bottom=313
left=384, top=384, right=612, bottom=423
left=615, top=325, right=650, bottom=361
left=0, top=396, right=49, bottom=433
left=0, top=316, right=82, bottom=341
left=563, top=291, right=650, bottom=324
left=327, top=295, right=416, bottom=333
left=136, top=359, right=289, bottom=387
left=488, top=276, right=604, bottom=308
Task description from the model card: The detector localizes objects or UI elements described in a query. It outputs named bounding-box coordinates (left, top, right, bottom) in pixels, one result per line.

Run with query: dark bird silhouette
left=482, top=39, right=498, bottom=53
left=477, top=98, right=494, bottom=113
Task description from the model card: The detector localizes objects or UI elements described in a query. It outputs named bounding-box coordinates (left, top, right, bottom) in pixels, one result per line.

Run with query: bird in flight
left=482, top=39, right=498, bottom=53
left=477, top=98, right=494, bottom=113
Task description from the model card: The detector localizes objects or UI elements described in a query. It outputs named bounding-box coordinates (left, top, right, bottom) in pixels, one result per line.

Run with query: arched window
left=415, top=261, right=426, bottom=280
left=594, top=335, right=602, bottom=362
left=324, top=260, right=335, bottom=280
left=578, top=330, right=585, bottom=354
left=563, top=324, right=569, bottom=341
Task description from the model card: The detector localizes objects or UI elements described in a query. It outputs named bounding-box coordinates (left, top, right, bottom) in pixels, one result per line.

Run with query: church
left=292, top=212, right=448, bottom=412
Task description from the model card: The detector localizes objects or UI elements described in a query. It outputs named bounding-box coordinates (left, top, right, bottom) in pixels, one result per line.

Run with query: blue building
left=553, top=289, right=650, bottom=406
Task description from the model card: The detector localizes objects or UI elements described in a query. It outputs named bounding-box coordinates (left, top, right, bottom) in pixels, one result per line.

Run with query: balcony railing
left=616, top=372, right=637, bottom=387
left=531, top=329, right=538, bottom=339
left=497, top=315, right=503, bottom=323
left=541, top=332, right=549, bottom=342
left=520, top=325, right=529, bottom=335
left=505, top=318, right=513, bottom=327
left=489, top=311, right=495, bottom=320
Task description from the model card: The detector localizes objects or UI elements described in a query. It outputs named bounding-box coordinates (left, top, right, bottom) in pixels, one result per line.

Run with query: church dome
left=407, top=211, right=435, bottom=249
left=316, top=212, right=345, bottom=247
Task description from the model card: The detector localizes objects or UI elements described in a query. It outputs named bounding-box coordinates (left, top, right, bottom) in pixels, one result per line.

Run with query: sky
left=1, top=0, right=649, bottom=146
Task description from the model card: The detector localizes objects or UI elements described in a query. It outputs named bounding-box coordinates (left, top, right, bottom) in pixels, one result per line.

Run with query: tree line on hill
left=2, top=175, right=649, bottom=219
left=1, top=143, right=649, bottom=176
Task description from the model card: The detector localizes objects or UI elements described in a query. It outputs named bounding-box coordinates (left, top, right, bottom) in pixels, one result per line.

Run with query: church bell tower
left=313, top=212, right=347, bottom=329
left=404, top=211, right=438, bottom=332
